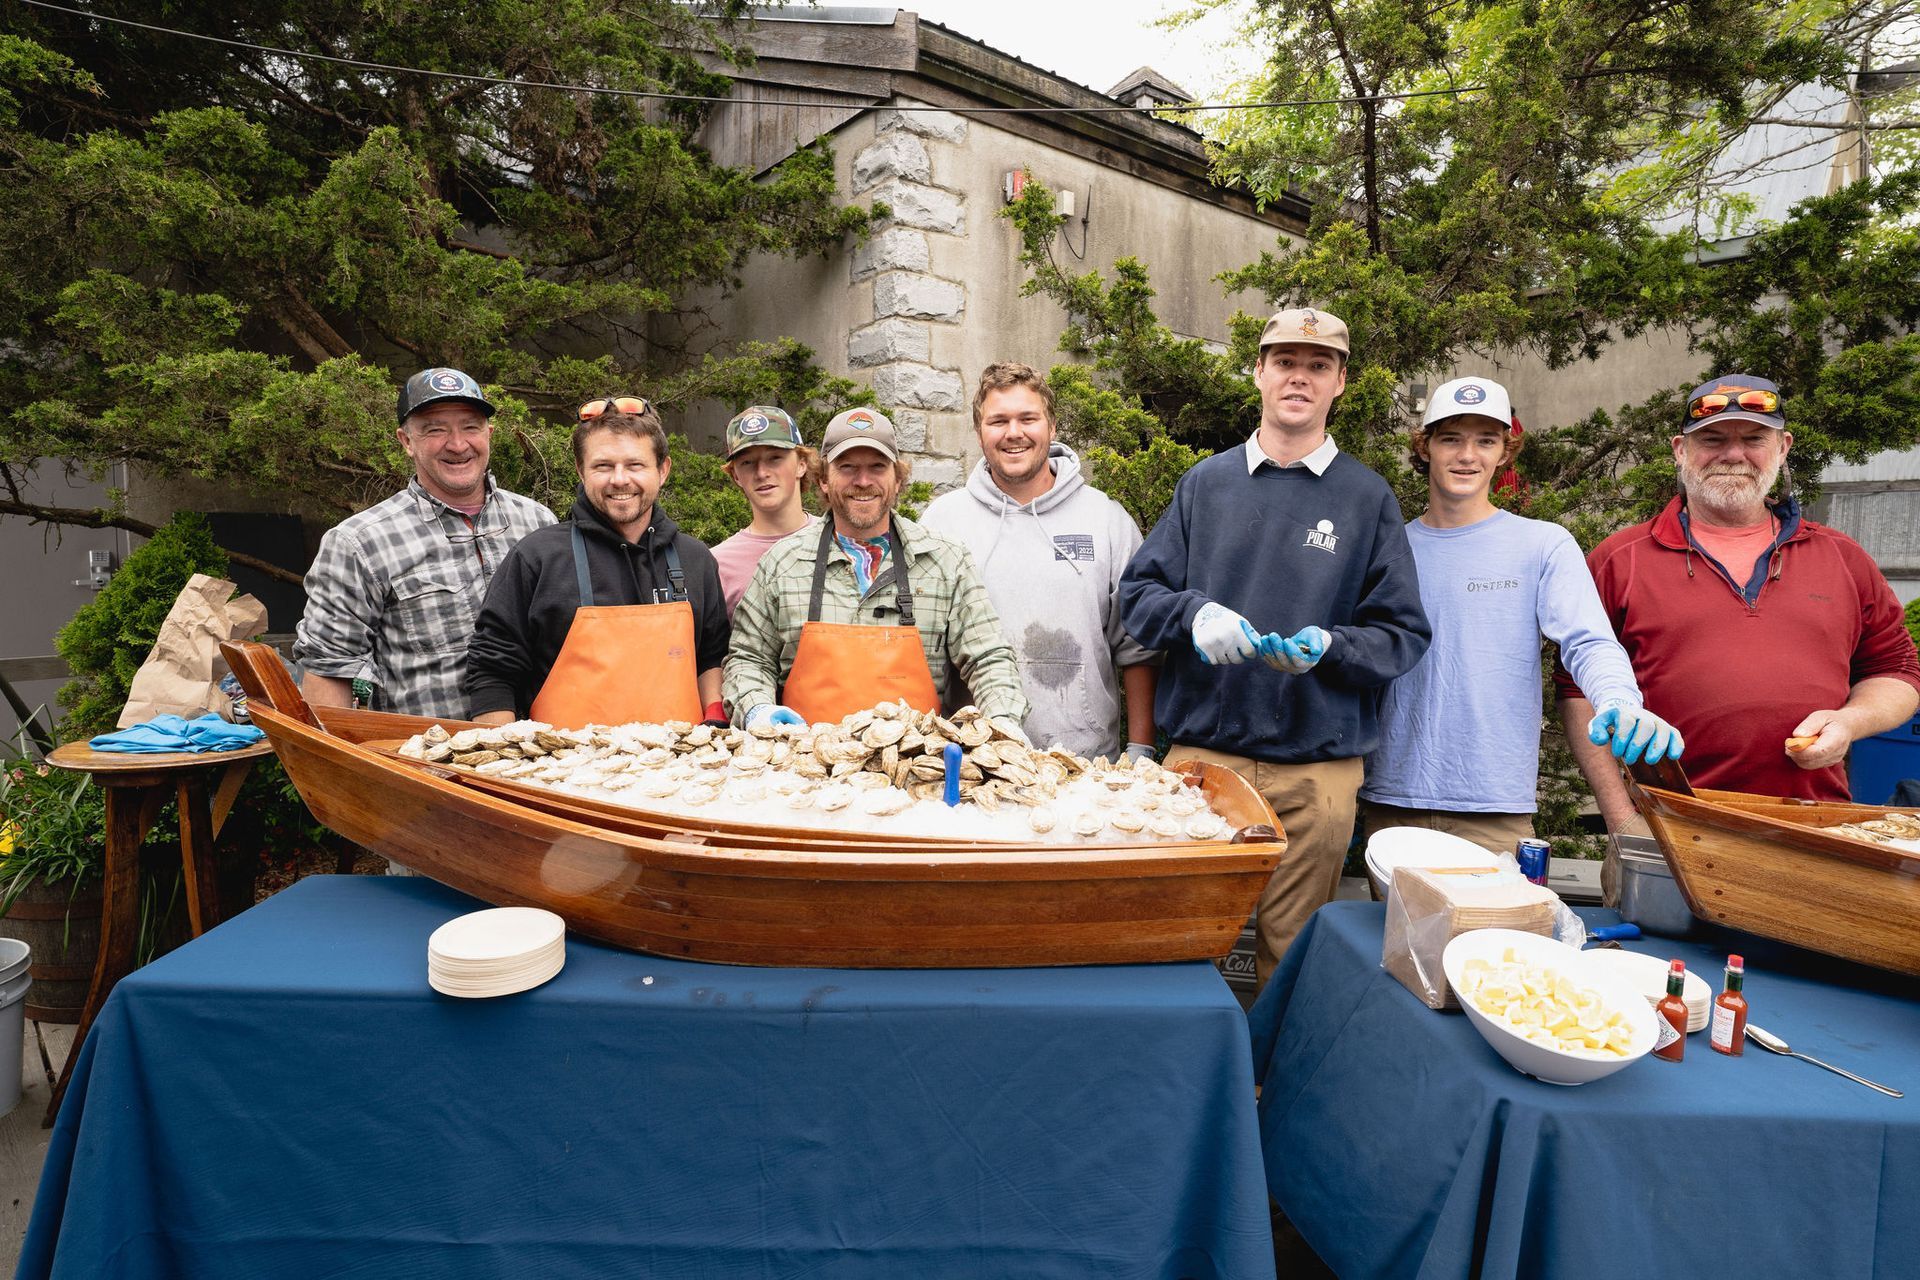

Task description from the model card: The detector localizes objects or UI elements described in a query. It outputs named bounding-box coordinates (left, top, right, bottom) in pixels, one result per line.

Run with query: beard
left=1679, top=452, right=1783, bottom=518
left=828, top=487, right=893, bottom=536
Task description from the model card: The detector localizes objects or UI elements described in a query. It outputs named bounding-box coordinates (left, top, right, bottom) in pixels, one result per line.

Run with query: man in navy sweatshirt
left=1120, top=307, right=1430, bottom=986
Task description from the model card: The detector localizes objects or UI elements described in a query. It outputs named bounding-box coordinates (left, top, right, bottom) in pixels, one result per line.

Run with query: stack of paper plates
left=1365, top=827, right=1504, bottom=892
left=1582, top=948, right=1712, bottom=1033
left=428, top=907, right=566, bottom=998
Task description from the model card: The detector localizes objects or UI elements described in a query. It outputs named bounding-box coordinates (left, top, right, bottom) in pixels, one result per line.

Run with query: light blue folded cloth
left=90, top=714, right=266, bottom=754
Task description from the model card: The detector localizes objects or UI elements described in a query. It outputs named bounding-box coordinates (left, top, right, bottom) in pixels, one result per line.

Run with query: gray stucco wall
left=675, top=98, right=1298, bottom=489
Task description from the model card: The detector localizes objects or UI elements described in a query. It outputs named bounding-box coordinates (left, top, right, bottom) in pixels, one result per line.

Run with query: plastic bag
left=1381, top=862, right=1574, bottom=1010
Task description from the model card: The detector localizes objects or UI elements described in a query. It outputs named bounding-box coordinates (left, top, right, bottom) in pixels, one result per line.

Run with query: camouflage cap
left=724, top=406, right=803, bottom=459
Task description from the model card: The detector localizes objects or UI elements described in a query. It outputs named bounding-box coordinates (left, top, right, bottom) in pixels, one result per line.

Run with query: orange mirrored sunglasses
left=578, top=395, right=652, bottom=421
left=1687, top=388, right=1780, bottom=420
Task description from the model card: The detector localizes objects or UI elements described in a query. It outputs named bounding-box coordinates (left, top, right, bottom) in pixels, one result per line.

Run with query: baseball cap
left=1422, top=377, right=1514, bottom=431
left=397, top=368, right=496, bottom=424
left=1681, top=375, right=1786, bottom=432
left=724, top=406, right=803, bottom=459
left=820, top=407, right=898, bottom=463
left=1259, top=307, right=1350, bottom=358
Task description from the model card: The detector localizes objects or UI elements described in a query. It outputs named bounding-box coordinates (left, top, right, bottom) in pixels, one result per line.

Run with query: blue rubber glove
left=1123, top=742, right=1156, bottom=765
left=1588, top=701, right=1685, bottom=765
left=745, top=703, right=806, bottom=731
left=1192, top=602, right=1261, bottom=666
left=1258, top=626, right=1331, bottom=674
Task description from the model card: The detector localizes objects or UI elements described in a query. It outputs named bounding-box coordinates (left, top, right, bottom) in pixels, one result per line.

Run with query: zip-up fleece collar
left=1652, top=492, right=1810, bottom=607
left=1647, top=492, right=1807, bottom=551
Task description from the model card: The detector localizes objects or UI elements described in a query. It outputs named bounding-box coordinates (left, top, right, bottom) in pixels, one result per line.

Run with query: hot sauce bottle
left=1710, top=955, right=1748, bottom=1056
left=1653, top=959, right=1689, bottom=1062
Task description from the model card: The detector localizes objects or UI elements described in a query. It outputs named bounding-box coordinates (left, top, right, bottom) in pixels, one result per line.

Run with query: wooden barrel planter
left=0, top=877, right=101, bottom=1024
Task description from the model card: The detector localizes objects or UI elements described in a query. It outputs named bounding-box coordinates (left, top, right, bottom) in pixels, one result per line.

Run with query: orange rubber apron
left=529, top=525, right=702, bottom=729
left=781, top=521, right=939, bottom=724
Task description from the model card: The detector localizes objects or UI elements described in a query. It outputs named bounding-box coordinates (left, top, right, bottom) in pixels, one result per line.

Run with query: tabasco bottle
left=1710, top=955, right=1748, bottom=1056
left=1653, top=959, right=1689, bottom=1062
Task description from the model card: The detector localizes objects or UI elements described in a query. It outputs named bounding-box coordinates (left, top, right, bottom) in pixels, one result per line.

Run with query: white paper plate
left=1581, top=949, right=1713, bottom=1033
left=428, top=907, right=565, bottom=963
left=1365, top=827, right=1505, bottom=890
left=427, top=908, right=566, bottom=999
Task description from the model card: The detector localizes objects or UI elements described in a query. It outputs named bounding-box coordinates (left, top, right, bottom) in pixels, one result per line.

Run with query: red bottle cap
left=1728, top=954, right=1744, bottom=969
left=1669, top=959, right=1684, bottom=973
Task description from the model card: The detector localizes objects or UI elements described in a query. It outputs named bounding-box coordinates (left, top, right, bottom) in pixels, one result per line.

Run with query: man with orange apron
left=723, top=408, right=1028, bottom=731
left=465, top=397, right=729, bottom=728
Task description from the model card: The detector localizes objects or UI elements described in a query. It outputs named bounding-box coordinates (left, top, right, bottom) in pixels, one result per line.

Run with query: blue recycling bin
left=1849, top=711, right=1920, bottom=804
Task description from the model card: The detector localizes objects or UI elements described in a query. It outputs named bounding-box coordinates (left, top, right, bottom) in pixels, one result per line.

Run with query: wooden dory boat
left=1630, top=761, right=1920, bottom=977
left=223, top=642, right=1282, bottom=968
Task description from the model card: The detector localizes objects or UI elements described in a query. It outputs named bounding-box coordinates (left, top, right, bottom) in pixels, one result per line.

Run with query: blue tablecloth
left=20, top=876, right=1274, bottom=1280
left=1251, top=902, right=1920, bottom=1279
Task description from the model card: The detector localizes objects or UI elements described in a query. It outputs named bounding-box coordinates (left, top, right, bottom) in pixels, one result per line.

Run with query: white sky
left=892, top=1, right=1255, bottom=101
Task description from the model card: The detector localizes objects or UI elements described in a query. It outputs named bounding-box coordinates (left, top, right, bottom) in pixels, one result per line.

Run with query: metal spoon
left=1745, top=1025, right=1904, bottom=1098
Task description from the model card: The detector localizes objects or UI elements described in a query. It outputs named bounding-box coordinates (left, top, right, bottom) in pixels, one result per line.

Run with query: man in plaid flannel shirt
left=294, top=368, right=554, bottom=717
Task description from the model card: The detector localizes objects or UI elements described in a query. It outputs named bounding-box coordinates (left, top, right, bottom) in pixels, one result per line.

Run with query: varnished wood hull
left=1632, top=782, right=1920, bottom=977
left=227, top=645, right=1282, bottom=967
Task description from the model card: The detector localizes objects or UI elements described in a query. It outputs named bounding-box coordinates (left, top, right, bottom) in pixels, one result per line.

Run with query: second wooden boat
left=1630, top=768, right=1920, bottom=977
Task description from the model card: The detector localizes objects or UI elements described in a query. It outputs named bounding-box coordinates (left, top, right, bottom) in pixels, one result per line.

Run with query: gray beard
left=1680, top=457, right=1782, bottom=520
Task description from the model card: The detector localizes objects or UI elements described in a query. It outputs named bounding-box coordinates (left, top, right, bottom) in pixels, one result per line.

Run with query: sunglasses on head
left=1687, top=388, right=1780, bottom=421
left=579, top=395, right=652, bottom=421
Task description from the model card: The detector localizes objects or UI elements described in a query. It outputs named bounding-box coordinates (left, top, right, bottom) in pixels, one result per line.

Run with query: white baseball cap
left=1422, top=377, right=1513, bottom=431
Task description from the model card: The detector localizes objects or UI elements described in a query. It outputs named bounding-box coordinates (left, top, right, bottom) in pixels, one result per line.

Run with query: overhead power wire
left=18, top=0, right=1707, bottom=116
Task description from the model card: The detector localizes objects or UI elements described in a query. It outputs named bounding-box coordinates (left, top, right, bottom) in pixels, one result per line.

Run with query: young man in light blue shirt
left=1360, top=377, right=1683, bottom=856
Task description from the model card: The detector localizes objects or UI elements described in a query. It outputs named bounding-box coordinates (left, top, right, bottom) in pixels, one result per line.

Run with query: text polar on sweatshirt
left=919, top=443, right=1155, bottom=759
left=1362, top=510, right=1642, bottom=814
left=1119, top=447, right=1431, bottom=764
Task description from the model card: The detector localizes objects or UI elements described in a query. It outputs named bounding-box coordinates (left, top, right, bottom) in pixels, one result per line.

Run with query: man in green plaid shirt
left=724, top=409, right=1029, bottom=728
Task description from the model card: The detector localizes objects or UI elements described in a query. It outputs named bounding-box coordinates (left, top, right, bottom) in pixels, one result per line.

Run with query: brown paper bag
left=116, top=574, right=270, bottom=727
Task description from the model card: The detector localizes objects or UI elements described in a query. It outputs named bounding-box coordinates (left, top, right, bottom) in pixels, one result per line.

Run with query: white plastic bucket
left=0, top=938, right=32, bottom=1118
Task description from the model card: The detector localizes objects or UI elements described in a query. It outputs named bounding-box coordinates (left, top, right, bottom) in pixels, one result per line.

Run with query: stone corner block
left=850, top=226, right=931, bottom=282
left=873, top=272, right=964, bottom=323
left=848, top=318, right=931, bottom=369
left=871, top=363, right=965, bottom=413
left=852, top=133, right=931, bottom=194
left=878, top=104, right=969, bottom=144
left=888, top=409, right=931, bottom=453
left=869, top=179, right=965, bottom=236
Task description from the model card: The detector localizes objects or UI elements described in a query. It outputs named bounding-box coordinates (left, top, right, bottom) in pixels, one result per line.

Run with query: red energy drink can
left=1517, top=838, right=1551, bottom=886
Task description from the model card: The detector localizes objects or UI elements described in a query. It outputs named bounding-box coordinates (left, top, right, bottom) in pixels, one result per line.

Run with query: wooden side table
left=41, top=739, right=275, bottom=1124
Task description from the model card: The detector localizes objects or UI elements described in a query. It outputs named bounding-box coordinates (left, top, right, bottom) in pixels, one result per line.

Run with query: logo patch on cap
left=1454, top=384, right=1486, bottom=405
left=847, top=411, right=875, bottom=430
left=428, top=370, right=465, bottom=393
left=1300, top=310, right=1320, bottom=336
left=740, top=413, right=768, bottom=437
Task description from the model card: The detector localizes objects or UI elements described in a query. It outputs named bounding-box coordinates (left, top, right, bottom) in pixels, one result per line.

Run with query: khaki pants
left=1358, top=802, right=1536, bottom=862
left=1167, top=746, right=1363, bottom=988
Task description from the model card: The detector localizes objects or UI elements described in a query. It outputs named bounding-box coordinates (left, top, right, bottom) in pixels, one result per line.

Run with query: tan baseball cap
left=1259, top=307, right=1350, bottom=358
left=821, top=407, right=899, bottom=463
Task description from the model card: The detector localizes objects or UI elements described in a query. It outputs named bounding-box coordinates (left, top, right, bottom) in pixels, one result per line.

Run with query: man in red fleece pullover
left=1556, top=375, right=1920, bottom=900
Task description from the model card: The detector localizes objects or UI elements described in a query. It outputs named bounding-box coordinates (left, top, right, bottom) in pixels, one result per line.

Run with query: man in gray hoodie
left=922, top=362, right=1159, bottom=760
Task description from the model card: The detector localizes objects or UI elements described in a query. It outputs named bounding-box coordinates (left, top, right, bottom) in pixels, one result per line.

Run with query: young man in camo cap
left=711, top=406, right=820, bottom=616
